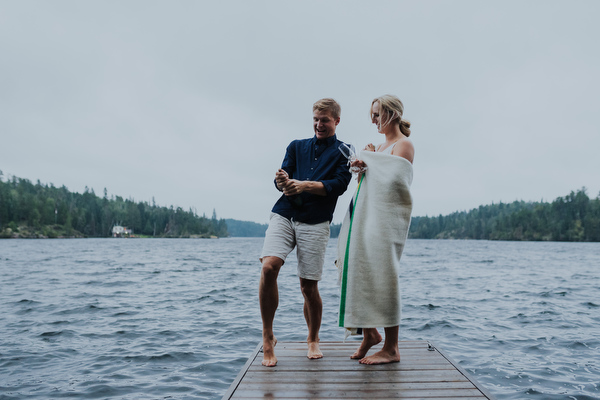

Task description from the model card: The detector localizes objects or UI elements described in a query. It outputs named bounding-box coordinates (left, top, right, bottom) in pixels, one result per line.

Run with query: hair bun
left=400, top=118, right=411, bottom=137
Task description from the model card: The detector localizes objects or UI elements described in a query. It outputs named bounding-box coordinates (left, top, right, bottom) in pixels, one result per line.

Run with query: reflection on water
left=0, top=238, right=599, bottom=399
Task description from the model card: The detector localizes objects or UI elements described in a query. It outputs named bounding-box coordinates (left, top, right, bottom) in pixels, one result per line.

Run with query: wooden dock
left=222, top=341, right=496, bottom=399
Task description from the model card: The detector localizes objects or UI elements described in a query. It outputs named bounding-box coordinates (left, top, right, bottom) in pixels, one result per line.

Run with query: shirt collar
left=312, top=134, right=336, bottom=146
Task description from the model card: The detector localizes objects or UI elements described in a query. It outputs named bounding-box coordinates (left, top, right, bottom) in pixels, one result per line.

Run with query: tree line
left=0, top=172, right=228, bottom=238
left=224, top=218, right=343, bottom=238
left=409, top=188, right=600, bottom=241
left=2, top=170, right=598, bottom=242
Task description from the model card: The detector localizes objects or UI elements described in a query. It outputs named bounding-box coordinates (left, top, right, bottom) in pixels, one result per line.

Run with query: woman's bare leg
left=359, top=326, right=400, bottom=364
left=350, top=328, right=382, bottom=359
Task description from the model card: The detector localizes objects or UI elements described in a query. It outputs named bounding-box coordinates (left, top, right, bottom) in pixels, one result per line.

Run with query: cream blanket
left=336, top=150, right=413, bottom=329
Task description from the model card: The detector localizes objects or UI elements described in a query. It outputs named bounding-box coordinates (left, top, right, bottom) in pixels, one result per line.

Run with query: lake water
left=0, top=238, right=599, bottom=399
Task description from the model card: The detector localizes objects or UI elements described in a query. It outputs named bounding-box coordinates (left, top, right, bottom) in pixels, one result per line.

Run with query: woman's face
left=371, top=101, right=384, bottom=133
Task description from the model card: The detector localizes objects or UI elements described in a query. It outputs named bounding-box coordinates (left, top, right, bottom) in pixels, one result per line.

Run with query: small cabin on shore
left=111, top=225, right=133, bottom=238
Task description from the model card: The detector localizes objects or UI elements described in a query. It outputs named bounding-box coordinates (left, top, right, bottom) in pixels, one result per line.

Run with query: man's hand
left=282, top=179, right=305, bottom=196
left=275, top=169, right=289, bottom=192
left=276, top=169, right=327, bottom=196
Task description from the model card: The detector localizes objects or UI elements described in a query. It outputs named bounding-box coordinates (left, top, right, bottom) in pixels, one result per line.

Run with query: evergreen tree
left=409, top=188, right=600, bottom=242
left=0, top=174, right=228, bottom=238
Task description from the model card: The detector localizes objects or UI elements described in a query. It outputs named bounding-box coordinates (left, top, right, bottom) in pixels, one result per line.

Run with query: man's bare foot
left=359, top=349, right=400, bottom=365
left=350, top=331, right=382, bottom=359
left=307, top=340, right=323, bottom=359
left=261, top=336, right=278, bottom=367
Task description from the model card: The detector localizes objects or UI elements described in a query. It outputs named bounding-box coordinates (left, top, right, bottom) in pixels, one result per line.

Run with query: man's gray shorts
left=260, top=213, right=330, bottom=281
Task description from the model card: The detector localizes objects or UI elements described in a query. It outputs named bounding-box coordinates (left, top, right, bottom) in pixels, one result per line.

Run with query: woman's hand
left=364, top=143, right=375, bottom=152
left=350, top=159, right=368, bottom=181
left=350, top=159, right=367, bottom=171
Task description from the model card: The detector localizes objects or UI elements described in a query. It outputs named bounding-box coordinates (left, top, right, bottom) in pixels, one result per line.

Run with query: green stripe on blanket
left=338, top=174, right=364, bottom=327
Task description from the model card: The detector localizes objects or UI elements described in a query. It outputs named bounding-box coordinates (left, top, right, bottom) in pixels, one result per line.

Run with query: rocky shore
left=0, top=225, right=85, bottom=239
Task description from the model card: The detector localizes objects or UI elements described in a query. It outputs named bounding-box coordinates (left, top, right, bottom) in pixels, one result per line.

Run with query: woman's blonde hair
left=371, top=94, right=411, bottom=137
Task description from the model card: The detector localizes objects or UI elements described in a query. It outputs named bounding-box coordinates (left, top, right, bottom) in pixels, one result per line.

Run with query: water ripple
left=1, top=238, right=599, bottom=399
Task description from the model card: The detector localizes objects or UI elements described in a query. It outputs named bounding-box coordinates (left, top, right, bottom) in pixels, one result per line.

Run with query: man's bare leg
left=359, top=325, right=400, bottom=364
left=350, top=328, right=382, bottom=359
left=259, top=256, right=283, bottom=367
left=300, top=277, right=323, bottom=359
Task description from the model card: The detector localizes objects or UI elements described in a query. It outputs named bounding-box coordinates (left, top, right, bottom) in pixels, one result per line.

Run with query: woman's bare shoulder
left=391, top=138, right=414, bottom=164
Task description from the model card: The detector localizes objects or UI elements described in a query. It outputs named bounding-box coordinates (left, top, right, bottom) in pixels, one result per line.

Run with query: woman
left=336, top=94, right=414, bottom=364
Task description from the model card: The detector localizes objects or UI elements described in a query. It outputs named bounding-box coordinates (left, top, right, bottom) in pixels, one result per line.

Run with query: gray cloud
left=2, top=0, right=599, bottom=223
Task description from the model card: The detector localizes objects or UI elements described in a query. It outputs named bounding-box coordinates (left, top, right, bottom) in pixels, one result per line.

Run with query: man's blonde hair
left=313, top=98, right=341, bottom=120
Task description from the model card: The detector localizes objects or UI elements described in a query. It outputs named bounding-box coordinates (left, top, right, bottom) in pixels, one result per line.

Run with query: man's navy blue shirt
left=271, top=134, right=352, bottom=224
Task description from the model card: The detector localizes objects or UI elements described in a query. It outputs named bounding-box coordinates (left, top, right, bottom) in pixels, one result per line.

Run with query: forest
left=224, top=219, right=267, bottom=237
left=409, top=188, right=600, bottom=242
left=225, top=218, right=342, bottom=238
left=0, top=173, right=228, bottom=238
left=2, top=171, right=599, bottom=242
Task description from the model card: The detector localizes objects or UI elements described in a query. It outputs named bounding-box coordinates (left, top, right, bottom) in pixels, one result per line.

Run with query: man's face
left=313, top=110, right=340, bottom=140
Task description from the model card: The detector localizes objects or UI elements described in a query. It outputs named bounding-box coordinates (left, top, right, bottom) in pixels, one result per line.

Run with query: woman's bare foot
left=350, top=329, right=382, bottom=359
left=307, top=340, right=323, bottom=359
left=261, top=336, right=278, bottom=367
left=359, top=348, right=400, bottom=364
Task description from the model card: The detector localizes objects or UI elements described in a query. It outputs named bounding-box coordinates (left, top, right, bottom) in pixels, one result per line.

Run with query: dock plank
left=222, top=341, right=496, bottom=400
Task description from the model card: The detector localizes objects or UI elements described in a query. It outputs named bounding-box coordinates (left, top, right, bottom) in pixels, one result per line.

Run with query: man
left=259, top=98, right=352, bottom=367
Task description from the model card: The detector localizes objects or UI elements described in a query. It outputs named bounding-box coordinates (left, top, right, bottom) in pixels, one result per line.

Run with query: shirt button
left=314, top=158, right=317, bottom=160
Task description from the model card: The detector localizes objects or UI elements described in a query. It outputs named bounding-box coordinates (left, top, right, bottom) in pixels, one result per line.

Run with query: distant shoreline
left=0, top=225, right=222, bottom=239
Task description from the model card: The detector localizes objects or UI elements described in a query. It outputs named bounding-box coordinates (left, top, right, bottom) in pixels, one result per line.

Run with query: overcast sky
left=1, top=1, right=599, bottom=224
